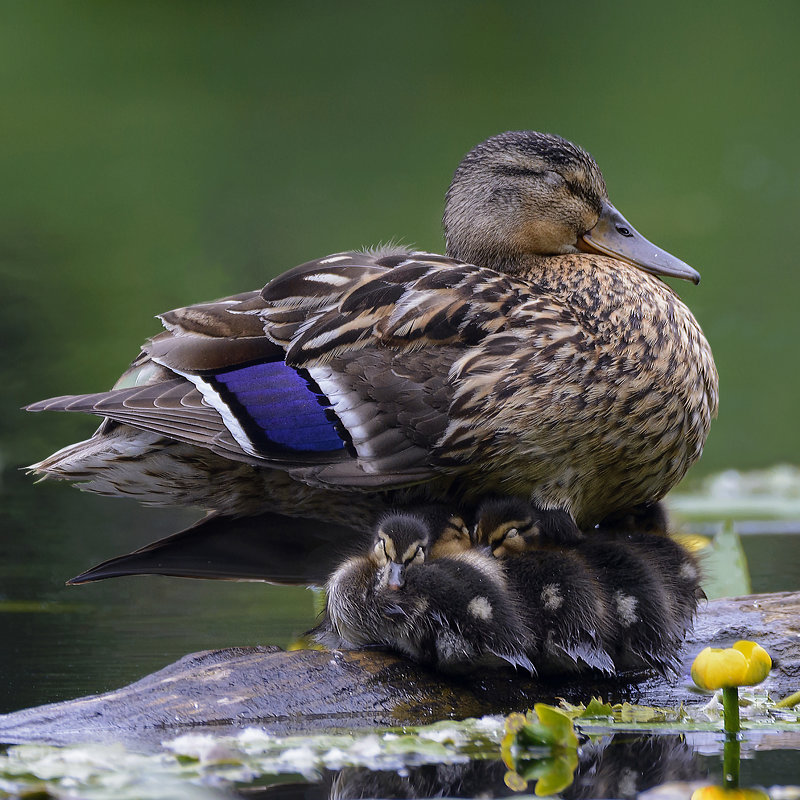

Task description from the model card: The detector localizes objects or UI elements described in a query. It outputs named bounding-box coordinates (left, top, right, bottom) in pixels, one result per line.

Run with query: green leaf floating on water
left=501, top=705, right=579, bottom=796
left=557, top=697, right=614, bottom=720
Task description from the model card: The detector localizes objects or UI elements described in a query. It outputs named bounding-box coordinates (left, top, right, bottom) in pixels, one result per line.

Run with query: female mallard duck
left=27, top=131, right=718, bottom=584
left=313, top=510, right=534, bottom=674
left=473, top=496, right=702, bottom=676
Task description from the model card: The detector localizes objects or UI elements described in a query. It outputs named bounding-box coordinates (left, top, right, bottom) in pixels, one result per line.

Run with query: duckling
left=589, top=499, right=704, bottom=640
left=314, top=511, right=534, bottom=675
left=605, top=526, right=705, bottom=630
left=416, top=504, right=473, bottom=559
left=596, top=500, right=671, bottom=537
left=474, top=496, right=698, bottom=676
left=27, top=131, right=717, bottom=586
left=473, top=497, right=615, bottom=674
left=473, top=496, right=584, bottom=553
left=576, top=534, right=688, bottom=675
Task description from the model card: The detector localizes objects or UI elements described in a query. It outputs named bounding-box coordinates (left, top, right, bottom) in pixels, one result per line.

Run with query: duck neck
left=472, top=250, right=557, bottom=281
left=487, top=252, right=554, bottom=279
left=447, top=240, right=552, bottom=279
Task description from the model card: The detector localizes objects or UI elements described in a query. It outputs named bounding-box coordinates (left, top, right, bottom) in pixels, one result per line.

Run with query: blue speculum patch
left=214, top=361, right=346, bottom=452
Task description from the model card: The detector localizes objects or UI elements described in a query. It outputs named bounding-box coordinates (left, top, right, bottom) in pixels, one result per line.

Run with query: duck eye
left=504, top=528, right=519, bottom=540
left=616, top=225, right=633, bottom=237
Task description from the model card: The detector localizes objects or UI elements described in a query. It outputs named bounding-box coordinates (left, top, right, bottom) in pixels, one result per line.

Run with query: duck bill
left=578, top=200, right=700, bottom=284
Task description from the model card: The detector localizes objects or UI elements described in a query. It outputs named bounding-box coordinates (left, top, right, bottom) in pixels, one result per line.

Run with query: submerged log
left=1, top=591, right=798, bottom=748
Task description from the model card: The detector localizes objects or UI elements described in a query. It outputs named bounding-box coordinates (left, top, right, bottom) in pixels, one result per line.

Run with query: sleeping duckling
left=473, top=496, right=584, bottom=552
left=417, top=504, right=473, bottom=559
left=576, top=535, right=688, bottom=675
left=596, top=500, right=671, bottom=537
left=601, top=525, right=704, bottom=631
left=473, top=497, right=615, bottom=675
left=594, top=499, right=704, bottom=623
left=314, top=510, right=534, bottom=675
left=474, top=497, right=699, bottom=676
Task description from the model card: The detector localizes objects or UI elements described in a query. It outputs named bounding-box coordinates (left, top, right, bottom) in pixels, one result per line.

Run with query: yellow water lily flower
left=691, top=641, right=771, bottom=690
left=501, top=704, right=579, bottom=795
left=731, top=640, right=772, bottom=686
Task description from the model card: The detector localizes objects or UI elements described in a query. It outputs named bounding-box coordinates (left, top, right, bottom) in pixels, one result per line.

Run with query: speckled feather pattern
left=257, top=248, right=717, bottom=526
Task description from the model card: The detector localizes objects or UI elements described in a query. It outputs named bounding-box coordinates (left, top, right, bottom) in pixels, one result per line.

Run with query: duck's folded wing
left=28, top=251, right=581, bottom=490
left=265, top=259, right=575, bottom=485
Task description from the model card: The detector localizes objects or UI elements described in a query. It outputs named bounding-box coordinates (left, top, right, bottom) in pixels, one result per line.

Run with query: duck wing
left=26, top=258, right=386, bottom=469
left=263, top=256, right=585, bottom=488
left=28, top=248, right=585, bottom=492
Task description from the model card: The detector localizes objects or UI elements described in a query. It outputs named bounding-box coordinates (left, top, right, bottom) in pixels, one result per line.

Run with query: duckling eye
left=504, top=528, right=519, bottom=540
left=616, top=225, right=633, bottom=237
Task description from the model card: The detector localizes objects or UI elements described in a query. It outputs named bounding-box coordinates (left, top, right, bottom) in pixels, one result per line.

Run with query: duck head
left=421, top=507, right=472, bottom=559
left=443, top=130, right=700, bottom=284
left=371, top=512, right=430, bottom=590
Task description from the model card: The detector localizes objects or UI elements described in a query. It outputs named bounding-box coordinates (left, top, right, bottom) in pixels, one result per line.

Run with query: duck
left=312, top=510, right=534, bottom=674
left=26, top=130, right=718, bottom=585
left=473, top=496, right=702, bottom=676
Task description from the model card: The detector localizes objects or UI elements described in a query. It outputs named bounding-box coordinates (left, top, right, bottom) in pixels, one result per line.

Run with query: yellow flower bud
left=691, top=647, right=748, bottom=690
left=691, top=641, right=771, bottom=690
left=732, top=640, right=772, bottom=686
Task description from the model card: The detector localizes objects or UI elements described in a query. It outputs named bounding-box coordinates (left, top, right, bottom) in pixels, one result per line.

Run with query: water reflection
left=239, top=735, right=705, bottom=800
left=3, top=461, right=800, bottom=716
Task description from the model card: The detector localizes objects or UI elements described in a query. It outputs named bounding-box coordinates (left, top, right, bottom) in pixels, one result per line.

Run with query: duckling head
left=473, top=496, right=583, bottom=557
left=371, top=512, right=430, bottom=591
left=443, top=130, right=699, bottom=283
left=473, top=497, right=536, bottom=558
left=419, top=506, right=472, bottom=559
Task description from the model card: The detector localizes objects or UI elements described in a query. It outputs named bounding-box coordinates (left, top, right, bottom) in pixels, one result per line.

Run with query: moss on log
left=1, top=591, right=798, bottom=747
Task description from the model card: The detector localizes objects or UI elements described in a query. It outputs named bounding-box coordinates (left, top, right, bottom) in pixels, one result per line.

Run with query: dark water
left=0, top=470, right=314, bottom=714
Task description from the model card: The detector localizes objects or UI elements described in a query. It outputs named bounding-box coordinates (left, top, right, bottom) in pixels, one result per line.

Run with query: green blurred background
left=1, top=1, right=799, bottom=712
left=3, top=0, right=800, bottom=475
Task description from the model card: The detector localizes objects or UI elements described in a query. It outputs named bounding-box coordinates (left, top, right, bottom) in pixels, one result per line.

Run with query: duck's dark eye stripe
left=564, top=180, right=603, bottom=213
left=492, top=165, right=546, bottom=178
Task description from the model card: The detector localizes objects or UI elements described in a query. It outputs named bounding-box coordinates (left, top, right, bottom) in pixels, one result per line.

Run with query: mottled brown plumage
left=27, top=131, right=718, bottom=583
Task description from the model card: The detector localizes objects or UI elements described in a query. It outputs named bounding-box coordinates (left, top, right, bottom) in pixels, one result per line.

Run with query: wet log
left=1, top=591, right=798, bottom=748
